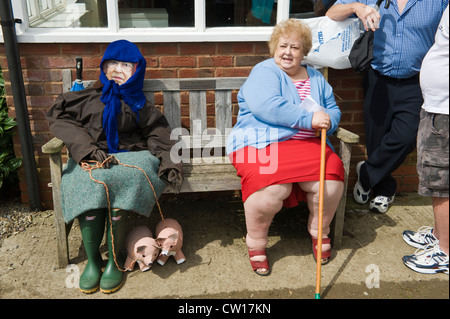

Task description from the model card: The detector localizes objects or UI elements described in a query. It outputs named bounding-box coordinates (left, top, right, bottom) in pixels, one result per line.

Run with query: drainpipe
left=0, top=0, right=41, bottom=210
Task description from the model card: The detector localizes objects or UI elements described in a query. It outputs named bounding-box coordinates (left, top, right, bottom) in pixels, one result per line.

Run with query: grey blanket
left=61, top=151, right=166, bottom=223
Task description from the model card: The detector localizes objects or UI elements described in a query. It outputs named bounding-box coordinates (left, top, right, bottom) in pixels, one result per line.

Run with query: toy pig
left=124, top=225, right=161, bottom=272
left=155, top=218, right=186, bottom=266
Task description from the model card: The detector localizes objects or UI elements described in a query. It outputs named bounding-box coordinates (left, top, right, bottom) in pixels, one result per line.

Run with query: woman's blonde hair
left=268, top=19, right=313, bottom=57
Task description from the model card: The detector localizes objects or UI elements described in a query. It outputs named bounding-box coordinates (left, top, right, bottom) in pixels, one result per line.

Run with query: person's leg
left=244, top=183, right=292, bottom=275
left=433, top=197, right=449, bottom=255
left=361, top=71, right=422, bottom=201
left=299, top=180, right=344, bottom=263
left=418, top=111, right=449, bottom=254
left=368, top=90, right=420, bottom=197
left=402, top=111, right=449, bottom=274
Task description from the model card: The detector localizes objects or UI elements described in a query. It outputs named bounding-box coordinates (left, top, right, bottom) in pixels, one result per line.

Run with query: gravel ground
left=0, top=192, right=448, bottom=300
left=0, top=196, right=39, bottom=247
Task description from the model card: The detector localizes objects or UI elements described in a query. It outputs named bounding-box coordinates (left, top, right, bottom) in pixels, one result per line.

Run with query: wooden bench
left=42, top=70, right=359, bottom=268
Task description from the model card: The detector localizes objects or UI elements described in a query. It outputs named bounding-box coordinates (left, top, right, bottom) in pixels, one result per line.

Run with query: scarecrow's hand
left=161, top=168, right=183, bottom=194
left=90, top=149, right=118, bottom=169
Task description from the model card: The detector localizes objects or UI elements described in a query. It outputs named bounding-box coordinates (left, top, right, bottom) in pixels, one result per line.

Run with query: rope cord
left=80, top=155, right=166, bottom=272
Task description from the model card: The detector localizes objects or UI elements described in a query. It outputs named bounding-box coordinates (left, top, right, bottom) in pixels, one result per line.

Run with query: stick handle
left=75, top=57, right=83, bottom=80
left=315, top=128, right=327, bottom=299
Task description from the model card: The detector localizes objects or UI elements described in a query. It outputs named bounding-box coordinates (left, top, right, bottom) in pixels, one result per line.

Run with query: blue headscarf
left=99, top=40, right=147, bottom=153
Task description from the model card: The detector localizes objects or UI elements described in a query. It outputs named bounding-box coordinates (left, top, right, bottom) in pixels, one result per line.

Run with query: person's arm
left=241, top=65, right=312, bottom=130
left=46, top=91, right=99, bottom=164
left=139, top=103, right=183, bottom=193
left=326, top=3, right=360, bottom=20
left=326, top=2, right=380, bottom=31
left=309, top=67, right=341, bottom=135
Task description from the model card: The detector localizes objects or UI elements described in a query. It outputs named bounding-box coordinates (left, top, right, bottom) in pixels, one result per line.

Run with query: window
left=118, top=0, right=194, bottom=28
left=27, top=0, right=107, bottom=28
left=206, top=0, right=277, bottom=27
left=9, top=0, right=326, bottom=43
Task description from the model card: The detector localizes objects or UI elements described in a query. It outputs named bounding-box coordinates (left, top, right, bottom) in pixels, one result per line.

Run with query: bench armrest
left=41, top=137, right=65, bottom=154
left=334, top=127, right=359, bottom=144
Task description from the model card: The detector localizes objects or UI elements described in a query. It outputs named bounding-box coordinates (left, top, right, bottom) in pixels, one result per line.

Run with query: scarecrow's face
left=103, top=60, right=136, bottom=85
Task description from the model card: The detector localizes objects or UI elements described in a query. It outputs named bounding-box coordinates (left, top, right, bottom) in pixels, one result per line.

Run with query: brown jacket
left=46, top=80, right=182, bottom=185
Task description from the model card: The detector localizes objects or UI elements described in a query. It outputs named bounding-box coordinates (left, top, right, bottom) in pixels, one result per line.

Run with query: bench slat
left=143, top=77, right=246, bottom=91
left=78, top=77, right=246, bottom=93
left=177, top=134, right=228, bottom=150
left=189, top=91, right=207, bottom=135
left=144, top=91, right=154, bottom=104
left=163, top=157, right=240, bottom=193
left=173, top=175, right=241, bottom=193
left=163, top=91, right=181, bottom=129
left=215, top=90, right=233, bottom=135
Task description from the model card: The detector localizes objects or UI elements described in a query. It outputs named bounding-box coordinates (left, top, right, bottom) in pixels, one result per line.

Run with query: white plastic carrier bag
left=300, top=16, right=361, bottom=70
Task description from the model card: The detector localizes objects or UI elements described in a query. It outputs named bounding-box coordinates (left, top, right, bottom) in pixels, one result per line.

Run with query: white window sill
left=3, top=27, right=274, bottom=43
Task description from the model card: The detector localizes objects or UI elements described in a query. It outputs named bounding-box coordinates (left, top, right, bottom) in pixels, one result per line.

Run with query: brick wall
left=0, top=42, right=418, bottom=209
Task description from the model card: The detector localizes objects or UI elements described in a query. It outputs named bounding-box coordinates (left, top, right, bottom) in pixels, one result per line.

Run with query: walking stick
left=315, top=128, right=327, bottom=299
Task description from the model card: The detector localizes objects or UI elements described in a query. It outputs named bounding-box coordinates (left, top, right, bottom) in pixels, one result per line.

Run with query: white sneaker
left=402, top=226, right=438, bottom=249
left=402, top=245, right=449, bottom=275
left=369, top=195, right=395, bottom=214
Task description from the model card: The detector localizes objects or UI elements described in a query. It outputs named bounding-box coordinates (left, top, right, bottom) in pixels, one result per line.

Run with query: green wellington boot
left=100, top=209, right=128, bottom=294
left=78, top=209, right=106, bottom=293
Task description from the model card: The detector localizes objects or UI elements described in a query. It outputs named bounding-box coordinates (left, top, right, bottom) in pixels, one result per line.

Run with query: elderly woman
left=226, top=19, right=344, bottom=275
left=46, top=40, right=182, bottom=293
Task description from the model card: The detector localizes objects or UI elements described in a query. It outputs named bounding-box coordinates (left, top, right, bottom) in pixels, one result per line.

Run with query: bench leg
left=49, top=152, right=70, bottom=268
left=54, top=206, right=70, bottom=268
left=332, top=141, right=353, bottom=250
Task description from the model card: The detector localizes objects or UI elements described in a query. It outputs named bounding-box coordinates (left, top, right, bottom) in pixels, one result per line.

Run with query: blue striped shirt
left=335, top=0, right=449, bottom=78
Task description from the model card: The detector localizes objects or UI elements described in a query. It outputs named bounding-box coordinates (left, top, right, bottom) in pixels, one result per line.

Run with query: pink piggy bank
left=124, top=225, right=160, bottom=272
left=155, top=218, right=186, bottom=266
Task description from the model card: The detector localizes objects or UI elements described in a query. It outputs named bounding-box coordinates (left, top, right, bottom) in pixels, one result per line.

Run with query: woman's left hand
left=312, top=111, right=331, bottom=131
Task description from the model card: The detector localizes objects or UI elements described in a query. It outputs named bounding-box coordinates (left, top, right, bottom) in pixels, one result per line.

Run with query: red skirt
left=230, top=139, right=344, bottom=208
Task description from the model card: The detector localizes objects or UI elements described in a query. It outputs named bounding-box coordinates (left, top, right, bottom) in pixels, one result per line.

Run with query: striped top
left=291, top=78, right=316, bottom=140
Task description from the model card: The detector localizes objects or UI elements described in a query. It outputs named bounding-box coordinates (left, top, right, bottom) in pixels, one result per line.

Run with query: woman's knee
left=263, top=183, right=292, bottom=201
left=299, top=180, right=343, bottom=197
left=325, top=180, right=344, bottom=200
left=245, top=184, right=292, bottom=211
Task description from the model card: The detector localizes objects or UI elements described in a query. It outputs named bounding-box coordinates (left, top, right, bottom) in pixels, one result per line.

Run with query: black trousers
left=360, top=69, right=423, bottom=197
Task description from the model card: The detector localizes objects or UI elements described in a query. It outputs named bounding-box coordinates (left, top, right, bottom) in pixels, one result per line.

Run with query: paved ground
left=0, top=192, right=448, bottom=305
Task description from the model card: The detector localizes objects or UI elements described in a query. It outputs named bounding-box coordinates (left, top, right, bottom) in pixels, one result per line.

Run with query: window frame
left=27, top=0, right=67, bottom=25
left=6, top=0, right=293, bottom=43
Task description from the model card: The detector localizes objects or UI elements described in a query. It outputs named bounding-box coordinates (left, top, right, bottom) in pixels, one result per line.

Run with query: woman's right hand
left=312, top=111, right=331, bottom=131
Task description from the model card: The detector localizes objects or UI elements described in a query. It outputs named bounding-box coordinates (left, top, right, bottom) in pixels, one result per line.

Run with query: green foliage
left=0, top=68, right=22, bottom=191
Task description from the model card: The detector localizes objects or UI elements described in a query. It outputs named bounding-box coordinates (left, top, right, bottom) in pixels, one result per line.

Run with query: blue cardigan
left=226, top=58, right=341, bottom=154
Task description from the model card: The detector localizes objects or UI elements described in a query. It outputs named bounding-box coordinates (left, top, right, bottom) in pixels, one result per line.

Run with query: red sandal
left=311, top=237, right=332, bottom=265
left=248, top=249, right=270, bottom=276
